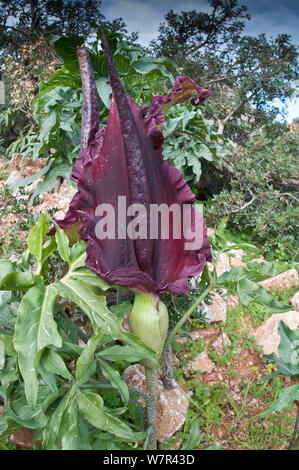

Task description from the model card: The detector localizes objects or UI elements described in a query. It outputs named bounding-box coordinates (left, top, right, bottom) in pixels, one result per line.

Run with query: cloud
left=101, top=0, right=299, bottom=121
left=242, top=0, right=299, bottom=43
left=102, top=0, right=210, bottom=44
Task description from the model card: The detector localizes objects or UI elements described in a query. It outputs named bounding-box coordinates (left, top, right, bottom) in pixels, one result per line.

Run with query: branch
left=228, top=189, right=256, bottom=215
left=280, top=192, right=299, bottom=203
left=0, top=24, right=31, bottom=37
left=205, top=76, right=229, bottom=86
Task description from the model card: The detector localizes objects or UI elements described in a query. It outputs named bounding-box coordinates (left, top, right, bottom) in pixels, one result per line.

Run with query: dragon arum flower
left=52, top=30, right=212, bottom=362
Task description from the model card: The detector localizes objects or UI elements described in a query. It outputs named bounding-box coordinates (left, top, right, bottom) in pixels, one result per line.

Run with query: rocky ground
left=0, top=154, right=298, bottom=450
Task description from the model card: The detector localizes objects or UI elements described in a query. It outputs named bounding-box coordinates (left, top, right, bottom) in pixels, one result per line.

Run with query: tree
left=151, top=1, right=299, bottom=139
left=151, top=0, right=250, bottom=62
left=0, top=0, right=127, bottom=63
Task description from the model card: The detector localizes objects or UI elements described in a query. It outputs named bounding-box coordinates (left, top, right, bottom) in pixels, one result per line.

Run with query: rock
left=0, top=156, right=9, bottom=170
left=188, top=349, right=215, bottom=373
left=250, top=257, right=265, bottom=264
left=123, top=365, right=188, bottom=442
left=216, top=252, right=231, bottom=277
left=168, top=438, right=183, bottom=450
left=258, top=269, right=298, bottom=291
left=225, top=294, right=240, bottom=310
left=228, top=247, right=245, bottom=260
left=10, top=428, right=36, bottom=449
left=203, top=290, right=227, bottom=323
left=229, top=257, right=246, bottom=268
left=290, top=291, right=299, bottom=310
left=207, top=227, right=215, bottom=237
left=176, top=330, right=201, bottom=347
left=5, top=170, right=22, bottom=187
left=211, top=333, right=231, bottom=354
left=254, top=310, right=299, bottom=355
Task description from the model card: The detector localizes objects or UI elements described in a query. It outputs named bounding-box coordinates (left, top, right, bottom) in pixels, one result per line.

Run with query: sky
left=101, top=0, right=299, bottom=122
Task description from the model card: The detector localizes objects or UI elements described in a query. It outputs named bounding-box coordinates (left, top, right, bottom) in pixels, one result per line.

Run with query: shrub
left=205, top=128, right=299, bottom=262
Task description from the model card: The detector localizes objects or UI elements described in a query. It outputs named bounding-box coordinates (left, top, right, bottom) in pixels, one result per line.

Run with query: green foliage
left=260, top=320, right=299, bottom=449
left=206, top=130, right=299, bottom=262
left=0, top=214, right=157, bottom=449
left=0, top=214, right=295, bottom=450
left=6, top=30, right=178, bottom=198
left=163, top=102, right=226, bottom=186
left=152, top=3, right=298, bottom=138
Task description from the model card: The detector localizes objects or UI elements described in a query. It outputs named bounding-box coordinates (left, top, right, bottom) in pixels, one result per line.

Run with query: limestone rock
left=229, top=257, right=246, bottom=268
left=258, top=269, right=298, bottom=291
left=211, top=333, right=231, bottom=354
left=254, top=310, right=299, bottom=355
left=123, top=365, right=188, bottom=442
left=5, top=170, right=22, bottom=187
left=290, top=291, right=299, bottom=311
left=228, top=246, right=245, bottom=260
left=216, top=252, right=231, bottom=277
left=188, top=349, right=215, bottom=373
left=10, top=428, right=36, bottom=449
left=204, top=290, right=227, bottom=323
left=250, top=257, right=265, bottom=264
left=176, top=330, right=201, bottom=347
left=226, top=294, right=240, bottom=310
left=0, top=156, right=9, bottom=170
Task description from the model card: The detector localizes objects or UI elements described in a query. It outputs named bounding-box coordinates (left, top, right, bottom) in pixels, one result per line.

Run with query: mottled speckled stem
left=144, top=366, right=159, bottom=450
left=288, top=403, right=299, bottom=450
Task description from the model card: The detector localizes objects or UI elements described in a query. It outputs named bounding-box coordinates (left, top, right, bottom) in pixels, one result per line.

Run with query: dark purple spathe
left=53, top=35, right=212, bottom=294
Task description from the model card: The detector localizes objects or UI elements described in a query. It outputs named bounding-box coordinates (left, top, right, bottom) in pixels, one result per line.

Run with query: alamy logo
left=94, top=196, right=205, bottom=251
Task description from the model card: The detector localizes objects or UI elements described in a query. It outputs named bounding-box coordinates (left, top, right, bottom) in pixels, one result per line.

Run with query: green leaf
left=237, top=278, right=291, bottom=313
left=263, top=321, right=299, bottom=377
left=0, top=341, right=5, bottom=369
left=9, top=160, right=54, bottom=191
left=182, top=422, right=200, bottom=450
left=0, top=271, right=41, bottom=291
left=95, top=76, right=111, bottom=108
left=98, top=358, right=129, bottom=406
left=0, top=260, right=15, bottom=280
left=260, top=384, right=299, bottom=417
left=69, top=266, right=112, bottom=290
left=0, top=385, right=55, bottom=431
left=13, top=283, right=62, bottom=408
left=57, top=277, right=158, bottom=366
left=42, top=391, right=72, bottom=449
left=41, top=237, right=57, bottom=266
left=27, top=214, right=49, bottom=265
left=54, top=222, right=71, bottom=263
left=59, top=395, right=79, bottom=450
left=131, top=59, right=174, bottom=82
left=40, top=349, right=73, bottom=381
left=31, top=159, right=73, bottom=200
left=0, top=292, right=19, bottom=331
left=97, top=344, right=154, bottom=362
left=0, top=330, right=14, bottom=356
left=0, top=356, right=18, bottom=391
left=75, top=331, right=103, bottom=381
left=69, top=240, right=87, bottom=265
left=77, top=390, right=135, bottom=441
left=38, top=364, right=59, bottom=396
left=54, top=35, right=84, bottom=72
left=38, top=113, right=57, bottom=142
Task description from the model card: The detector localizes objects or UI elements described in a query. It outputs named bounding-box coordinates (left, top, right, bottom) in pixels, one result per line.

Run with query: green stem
left=288, top=405, right=299, bottom=450
left=116, top=287, right=122, bottom=305
left=165, top=282, right=214, bottom=350
left=144, top=366, right=159, bottom=450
